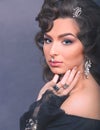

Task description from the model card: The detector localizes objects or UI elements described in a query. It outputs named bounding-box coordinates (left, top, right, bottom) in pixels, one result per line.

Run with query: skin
left=43, top=18, right=84, bottom=75
left=37, top=18, right=100, bottom=120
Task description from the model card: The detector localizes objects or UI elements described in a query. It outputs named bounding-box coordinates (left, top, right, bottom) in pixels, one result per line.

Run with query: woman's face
left=43, top=18, right=84, bottom=74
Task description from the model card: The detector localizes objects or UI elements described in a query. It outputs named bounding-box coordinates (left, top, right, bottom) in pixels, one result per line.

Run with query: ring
left=53, top=85, right=60, bottom=92
left=63, top=84, right=69, bottom=89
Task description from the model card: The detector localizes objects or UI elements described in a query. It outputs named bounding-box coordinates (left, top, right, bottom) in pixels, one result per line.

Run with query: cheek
left=43, top=46, right=46, bottom=55
left=63, top=48, right=84, bottom=66
left=43, top=46, right=49, bottom=59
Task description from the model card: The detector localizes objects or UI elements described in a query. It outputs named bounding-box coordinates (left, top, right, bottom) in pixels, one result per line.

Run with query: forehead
left=46, top=18, right=80, bottom=37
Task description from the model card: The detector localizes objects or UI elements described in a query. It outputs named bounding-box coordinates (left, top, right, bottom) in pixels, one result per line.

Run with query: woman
left=20, top=0, right=100, bottom=130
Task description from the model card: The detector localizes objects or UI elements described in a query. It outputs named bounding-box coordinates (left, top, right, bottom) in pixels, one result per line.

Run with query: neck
left=69, top=73, right=93, bottom=95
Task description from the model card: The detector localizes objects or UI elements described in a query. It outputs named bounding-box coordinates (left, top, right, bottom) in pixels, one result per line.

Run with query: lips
left=49, top=60, right=63, bottom=67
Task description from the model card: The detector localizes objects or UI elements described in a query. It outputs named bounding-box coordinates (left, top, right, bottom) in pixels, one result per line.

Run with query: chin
left=51, top=69, right=66, bottom=75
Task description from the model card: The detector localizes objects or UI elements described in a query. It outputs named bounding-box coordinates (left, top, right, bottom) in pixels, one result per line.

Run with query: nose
left=49, top=43, right=59, bottom=57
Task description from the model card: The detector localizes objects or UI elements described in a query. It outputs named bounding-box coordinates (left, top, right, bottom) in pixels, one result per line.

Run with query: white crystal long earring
left=84, top=58, right=92, bottom=78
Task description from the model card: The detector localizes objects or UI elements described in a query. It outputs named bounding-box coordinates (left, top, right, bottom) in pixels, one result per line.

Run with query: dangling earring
left=84, top=58, right=92, bottom=78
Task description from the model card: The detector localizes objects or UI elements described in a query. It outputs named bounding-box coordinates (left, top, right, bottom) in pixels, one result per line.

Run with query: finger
left=47, top=74, right=60, bottom=92
left=57, top=67, right=77, bottom=90
left=37, top=74, right=59, bottom=100
left=69, top=71, right=81, bottom=90
left=55, top=69, right=73, bottom=95
left=60, top=70, right=71, bottom=85
left=55, top=70, right=71, bottom=95
left=62, top=71, right=81, bottom=95
left=56, top=70, right=71, bottom=89
left=67, top=66, right=77, bottom=85
left=52, top=74, right=59, bottom=84
left=45, top=74, right=59, bottom=89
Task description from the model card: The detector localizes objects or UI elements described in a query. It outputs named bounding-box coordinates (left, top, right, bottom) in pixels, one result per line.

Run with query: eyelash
left=62, top=39, right=73, bottom=45
left=43, top=38, right=73, bottom=45
left=43, top=38, right=52, bottom=44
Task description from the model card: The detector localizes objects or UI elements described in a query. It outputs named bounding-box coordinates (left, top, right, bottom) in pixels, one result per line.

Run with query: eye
left=62, top=39, right=73, bottom=45
left=44, top=38, right=52, bottom=44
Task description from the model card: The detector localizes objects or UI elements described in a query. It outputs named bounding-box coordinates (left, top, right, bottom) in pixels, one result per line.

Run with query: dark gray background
left=0, top=0, right=44, bottom=130
left=0, top=0, right=100, bottom=130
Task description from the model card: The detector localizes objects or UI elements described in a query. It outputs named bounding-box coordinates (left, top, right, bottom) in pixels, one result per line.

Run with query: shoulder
left=61, top=84, right=100, bottom=120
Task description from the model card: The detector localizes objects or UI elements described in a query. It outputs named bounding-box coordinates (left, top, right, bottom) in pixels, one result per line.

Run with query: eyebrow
left=58, top=33, right=77, bottom=38
left=44, top=33, right=77, bottom=39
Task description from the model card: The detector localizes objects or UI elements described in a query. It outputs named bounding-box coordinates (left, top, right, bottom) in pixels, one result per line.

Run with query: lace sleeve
left=20, top=101, right=40, bottom=130
left=20, top=90, right=68, bottom=130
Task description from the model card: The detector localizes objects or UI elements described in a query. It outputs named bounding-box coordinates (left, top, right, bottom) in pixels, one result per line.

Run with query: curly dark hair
left=35, top=0, right=100, bottom=84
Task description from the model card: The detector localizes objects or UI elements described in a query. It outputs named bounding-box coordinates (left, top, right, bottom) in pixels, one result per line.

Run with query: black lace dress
left=20, top=90, right=100, bottom=130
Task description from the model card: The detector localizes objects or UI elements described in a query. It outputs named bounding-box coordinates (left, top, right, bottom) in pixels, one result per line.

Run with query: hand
left=37, top=66, right=80, bottom=100
left=55, top=66, right=81, bottom=96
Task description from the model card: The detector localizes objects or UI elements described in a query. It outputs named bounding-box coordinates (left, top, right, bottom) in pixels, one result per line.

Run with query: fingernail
left=78, top=71, right=81, bottom=74
left=73, top=66, right=77, bottom=70
left=53, top=74, right=59, bottom=83
left=67, top=69, right=71, bottom=73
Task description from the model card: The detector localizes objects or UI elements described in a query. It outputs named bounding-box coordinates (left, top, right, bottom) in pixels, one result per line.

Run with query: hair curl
left=35, top=0, right=100, bottom=84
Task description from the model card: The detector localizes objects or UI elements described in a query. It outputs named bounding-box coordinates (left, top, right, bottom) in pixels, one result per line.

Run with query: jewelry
left=51, top=57, right=54, bottom=62
left=63, top=84, right=69, bottom=89
left=53, top=85, right=60, bottom=92
left=25, top=118, right=38, bottom=130
left=73, top=7, right=82, bottom=18
left=84, top=59, right=92, bottom=78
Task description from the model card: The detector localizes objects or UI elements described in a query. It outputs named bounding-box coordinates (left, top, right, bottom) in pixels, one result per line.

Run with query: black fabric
left=20, top=90, right=100, bottom=130
left=47, top=114, right=100, bottom=130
